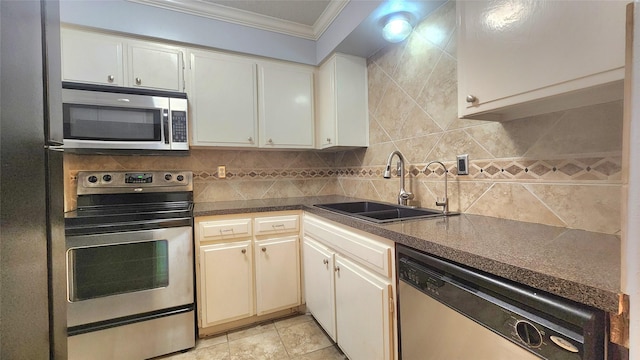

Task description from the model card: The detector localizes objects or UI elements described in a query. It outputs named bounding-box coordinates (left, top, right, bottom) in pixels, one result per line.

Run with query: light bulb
left=382, top=15, right=412, bottom=43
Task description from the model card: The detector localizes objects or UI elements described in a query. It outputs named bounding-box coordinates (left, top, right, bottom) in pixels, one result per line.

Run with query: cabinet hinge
left=181, top=51, right=186, bottom=92
left=389, top=294, right=395, bottom=314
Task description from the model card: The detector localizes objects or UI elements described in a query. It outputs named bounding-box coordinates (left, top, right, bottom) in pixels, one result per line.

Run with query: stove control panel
left=125, top=173, right=154, bottom=184
left=77, top=171, right=193, bottom=195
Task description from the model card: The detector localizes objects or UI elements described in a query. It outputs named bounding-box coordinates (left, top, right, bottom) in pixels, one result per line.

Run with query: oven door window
left=68, top=240, right=169, bottom=301
left=63, top=103, right=162, bottom=141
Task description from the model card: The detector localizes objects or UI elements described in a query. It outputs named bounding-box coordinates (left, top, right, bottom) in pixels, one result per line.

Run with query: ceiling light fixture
left=382, top=12, right=413, bottom=43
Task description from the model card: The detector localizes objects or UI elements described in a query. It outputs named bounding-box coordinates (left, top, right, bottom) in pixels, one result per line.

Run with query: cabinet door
left=255, top=235, right=301, bottom=315
left=61, top=28, right=124, bottom=86
left=317, top=54, right=368, bottom=149
left=189, top=51, right=258, bottom=147
left=316, top=57, right=337, bottom=149
left=199, top=241, right=254, bottom=327
left=302, top=236, right=336, bottom=340
left=258, top=63, right=314, bottom=148
left=335, top=255, right=392, bottom=360
left=458, top=1, right=626, bottom=120
left=128, top=42, right=183, bottom=91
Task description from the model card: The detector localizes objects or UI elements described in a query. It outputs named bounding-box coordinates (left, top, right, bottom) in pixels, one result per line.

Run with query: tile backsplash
left=332, top=0, right=622, bottom=235
left=63, top=150, right=341, bottom=212
left=63, top=1, right=623, bottom=235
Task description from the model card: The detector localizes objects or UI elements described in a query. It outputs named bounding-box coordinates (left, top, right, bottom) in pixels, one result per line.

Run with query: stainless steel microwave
left=62, top=83, right=188, bottom=153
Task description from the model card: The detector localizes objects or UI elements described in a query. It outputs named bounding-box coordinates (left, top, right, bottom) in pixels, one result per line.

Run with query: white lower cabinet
left=302, top=237, right=336, bottom=340
left=195, top=212, right=302, bottom=335
left=303, top=214, right=396, bottom=360
left=255, top=236, right=300, bottom=315
left=199, top=240, right=254, bottom=327
left=334, top=254, right=392, bottom=360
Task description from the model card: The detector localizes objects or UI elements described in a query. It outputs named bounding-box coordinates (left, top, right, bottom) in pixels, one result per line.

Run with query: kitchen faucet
left=425, top=160, right=449, bottom=215
left=383, top=150, right=414, bottom=206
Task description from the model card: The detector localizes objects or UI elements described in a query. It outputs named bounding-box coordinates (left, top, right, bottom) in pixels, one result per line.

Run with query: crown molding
left=128, top=0, right=348, bottom=40
left=313, top=0, right=349, bottom=37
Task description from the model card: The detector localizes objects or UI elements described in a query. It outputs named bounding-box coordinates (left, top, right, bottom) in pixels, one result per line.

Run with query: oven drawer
left=198, top=218, right=252, bottom=241
left=254, top=214, right=299, bottom=235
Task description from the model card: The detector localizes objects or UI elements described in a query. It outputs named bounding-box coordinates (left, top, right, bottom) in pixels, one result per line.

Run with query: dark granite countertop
left=194, top=195, right=621, bottom=313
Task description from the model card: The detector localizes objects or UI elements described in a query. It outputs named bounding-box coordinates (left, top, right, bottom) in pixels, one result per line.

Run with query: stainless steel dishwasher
left=397, top=245, right=606, bottom=360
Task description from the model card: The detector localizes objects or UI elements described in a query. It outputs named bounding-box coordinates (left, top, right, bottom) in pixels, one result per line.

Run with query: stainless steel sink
left=314, top=201, right=456, bottom=223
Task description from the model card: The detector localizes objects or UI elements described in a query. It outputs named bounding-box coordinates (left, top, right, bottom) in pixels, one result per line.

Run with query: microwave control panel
left=172, top=111, right=187, bottom=143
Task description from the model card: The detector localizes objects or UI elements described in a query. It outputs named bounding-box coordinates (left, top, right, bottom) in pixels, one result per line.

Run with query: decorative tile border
left=194, top=169, right=338, bottom=180
left=193, top=156, right=622, bottom=183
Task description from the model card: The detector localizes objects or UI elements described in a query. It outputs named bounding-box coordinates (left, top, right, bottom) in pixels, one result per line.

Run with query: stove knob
left=177, top=175, right=184, bottom=182
left=102, top=174, right=112, bottom=182
left=88, top=175, right=98, bottom=183
left=165, top=174, right=173, bottom=181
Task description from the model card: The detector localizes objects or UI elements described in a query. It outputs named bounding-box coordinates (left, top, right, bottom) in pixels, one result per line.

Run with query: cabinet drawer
left=304, top=215, right=392, bottom=278
left=199, top=218, right=252, bottom=241
left=254, top=215, right=299, bottom=235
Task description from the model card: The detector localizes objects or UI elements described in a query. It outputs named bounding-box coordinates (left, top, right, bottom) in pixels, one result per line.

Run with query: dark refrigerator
left=1, top=0, right=67, bottom=359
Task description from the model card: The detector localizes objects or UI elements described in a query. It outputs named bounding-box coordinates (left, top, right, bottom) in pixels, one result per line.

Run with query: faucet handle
left=400, top=192, right=414, bottom=200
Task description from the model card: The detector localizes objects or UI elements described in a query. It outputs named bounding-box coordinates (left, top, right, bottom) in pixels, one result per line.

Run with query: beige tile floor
left=162, top=314, right=347, bottom=360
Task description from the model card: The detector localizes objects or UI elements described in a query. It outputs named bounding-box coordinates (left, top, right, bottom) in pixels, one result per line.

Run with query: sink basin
left=314, top=201, right=455, bottom=223
left=315, top=201, right=398, bottom=214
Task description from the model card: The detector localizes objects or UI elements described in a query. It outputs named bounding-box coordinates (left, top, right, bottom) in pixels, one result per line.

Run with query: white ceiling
left=130, top=0, right=349, bottom=40
left=205, top=0, right=332, bottom=26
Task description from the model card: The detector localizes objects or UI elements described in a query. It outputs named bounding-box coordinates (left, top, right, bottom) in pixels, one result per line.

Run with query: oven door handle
left=163, top=110, right=170, bottom=144
left=65, top=217, right=192, bottom=237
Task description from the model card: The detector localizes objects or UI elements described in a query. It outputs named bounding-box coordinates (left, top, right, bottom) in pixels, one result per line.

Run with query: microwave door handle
left=163, top=110, right=170, bottom=144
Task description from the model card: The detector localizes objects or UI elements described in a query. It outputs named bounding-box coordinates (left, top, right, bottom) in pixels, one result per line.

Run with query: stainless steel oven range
left=64, top=171, right=195, bottom=360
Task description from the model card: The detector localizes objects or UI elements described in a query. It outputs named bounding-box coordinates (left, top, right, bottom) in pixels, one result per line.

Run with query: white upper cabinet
left=61, top=27, right=184, bottom=92
left=457, top=1, right=626, bottom=121
left=61, top=28, right=124, bottom=86
left=316, top=53, right=369, bottom=149
left=128, top=42, right=184, bottom=92
left=188, top=49, right=314, bottom=149
left=258, top=62, right=315, bottom=149
left=188, top=51, right=258, bottom=147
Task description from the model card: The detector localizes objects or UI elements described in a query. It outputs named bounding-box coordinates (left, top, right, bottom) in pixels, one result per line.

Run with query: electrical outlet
left=457, top=154, right=469, bottom=175
left=218, top=165, right=226, bottom=179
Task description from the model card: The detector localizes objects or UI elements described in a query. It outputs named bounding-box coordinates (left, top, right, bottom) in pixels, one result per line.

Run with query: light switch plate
left=457, top=154, right=469, bottom=175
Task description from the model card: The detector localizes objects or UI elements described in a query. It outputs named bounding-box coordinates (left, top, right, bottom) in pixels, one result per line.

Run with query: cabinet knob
left=241, top=249, right=246, bottom=254
left=248, top=137, right=253, bottom=143
left=262, top=247, right=267, bottom=252
left=135, top=77, right=142, bottom=85
left=334, top=266, right=340, bottom=273
left=322, top=259, right=329, bottom=265
left=466, top=95, right=477, bottom=103
left=268, top=138, right=273, bottom=144
left=107, top=75, right=114, bottom=83
left=326, top=138, right=331, bottom=143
